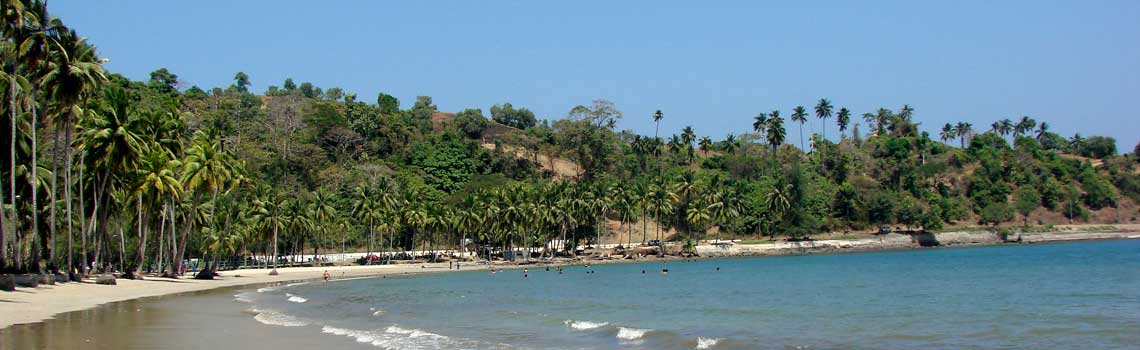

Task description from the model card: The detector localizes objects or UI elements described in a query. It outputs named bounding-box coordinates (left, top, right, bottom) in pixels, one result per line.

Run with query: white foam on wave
left=286, top=293, right=308, bottom=303
left=253, top=310, right=309, bottom=327
left=320, top=325, right=462, bottom=349
left=233, top=292, right=256, bottom=303
left=695, top=337, right=722, bottom=349
left=565, top=319, right=609, bottom=330
left=256, top=286, right=277, bottom=293
left=617, top=327, right=652, bottom=342
left=285, top=281, right=309, bottom=288
left=369, top=307, right=385, bottom=316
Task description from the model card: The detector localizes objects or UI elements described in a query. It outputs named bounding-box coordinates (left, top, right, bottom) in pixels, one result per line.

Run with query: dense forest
left=3, top=0, right=1139, bottom=277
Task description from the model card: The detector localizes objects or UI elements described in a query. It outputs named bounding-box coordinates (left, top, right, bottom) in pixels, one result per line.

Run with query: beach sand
left=0, top=262, right=476, bottom=329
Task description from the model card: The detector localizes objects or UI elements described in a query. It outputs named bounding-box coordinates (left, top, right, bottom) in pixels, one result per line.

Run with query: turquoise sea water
left=239, top=240, right=1140, bottom=350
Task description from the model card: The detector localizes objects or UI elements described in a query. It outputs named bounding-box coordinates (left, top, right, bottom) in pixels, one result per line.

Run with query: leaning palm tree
left=814, top=99, right=833, bottom=140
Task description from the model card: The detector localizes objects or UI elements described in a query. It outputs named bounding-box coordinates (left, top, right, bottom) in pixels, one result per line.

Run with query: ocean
left=5, top=239, right=1140, bottom=349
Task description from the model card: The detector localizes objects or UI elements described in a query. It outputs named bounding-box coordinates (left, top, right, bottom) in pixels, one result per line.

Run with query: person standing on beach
left=323, top=270, right=331, bottom=282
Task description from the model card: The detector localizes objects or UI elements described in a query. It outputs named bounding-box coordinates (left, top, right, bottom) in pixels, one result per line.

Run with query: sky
left=52, top=0, right=1140, bottom=152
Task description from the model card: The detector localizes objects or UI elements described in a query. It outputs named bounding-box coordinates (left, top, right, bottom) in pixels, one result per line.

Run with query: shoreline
left=3, top=229, right=1137, bottom=330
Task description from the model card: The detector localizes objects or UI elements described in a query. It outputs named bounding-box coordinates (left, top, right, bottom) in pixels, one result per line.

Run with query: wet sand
left=0, top=284, right=374, bottom=350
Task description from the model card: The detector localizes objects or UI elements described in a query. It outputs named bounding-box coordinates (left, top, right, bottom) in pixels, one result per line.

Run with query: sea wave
left=695, top=336, right=722, bottom=349
left=256, top=286, right=277, bottom=293
left=321, top=325, right=468, bottom=349
left=233, top=292, right=256, bottom=303
left=252, top=310, right=310, bottom=327
left=286, top=293, right=308, bottom=303
left=616, top=327, right=652, bottom=341
left=564, top=319, right=609, bottom=330
left=285, top=281, right=309, bottom=288
left=369, top=307, right=385, bottom=316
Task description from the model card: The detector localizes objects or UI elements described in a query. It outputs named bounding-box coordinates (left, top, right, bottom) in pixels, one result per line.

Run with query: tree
left=233, top=72, right=250, bottom=92
left=1077, top=136, right=1116, bottom=159
left=940, top=123, right=956, bottom=144
left=452, top=108, right=490, bottom=138
left=791, top=106, right=808, bottom=151
left=814, top=98, right=833, bottom=140
left=766, top=111, right=785, bottom=151
left=490, top=102, right=537, bottom=130
left=979, top=202, right=1014, bottom=226
left=148, top=68, right=178, bottom=93
left=836, top=108, right=850, bottom=139
left=411, top=95, right=437, bottom=120
left=1013, top=186, right=1040, bottom=226
left=377, top=92, right=399, bottom=115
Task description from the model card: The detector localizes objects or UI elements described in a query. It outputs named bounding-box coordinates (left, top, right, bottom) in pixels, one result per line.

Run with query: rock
left=39, top=274, right=56, bottom=285
left=95, top=275, right=117, bottom=285
left=54, top=273, right=69, bottom=284
left=14, top=274, right=39, bottom=288
left=0, top=275, right=15, bottom=291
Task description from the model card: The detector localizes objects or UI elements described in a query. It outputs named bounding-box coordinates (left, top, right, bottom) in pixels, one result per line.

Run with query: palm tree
left=175, top=130, right=231, bottom=277
left=955, top=122, right=973, bottom=148
left=1015, top=116, right=1036, bottom=137
left=698, top=136, right=713, bottom=157
left=646, top=181, right=675, bottom=254
left=836, top=108, right=850, bottom=139
left=128, top=149, right=182, bottom=277
left=814, top=99, right=833, bottom=140
left=351, top=186, right=378, bottom=262
left=250, top=191, right=286, bottom=274
left=766, top=111, right=786, bottom=152
left=940, top=123, right=956, bottom=144
left=791, top=106, right=808, bottom=151
left=722, top=134, right=738, bottom=155
left=1036, top=122, right=1050, bottom=140
left=752, top=113, right=768, bottom=144
left=681, top=126, right=696, bottom=164
left=42, top=24, right=106, bottom=274
left=310, top=188, right=337, bottom=261
left=764, top=183, right=791, bottom=239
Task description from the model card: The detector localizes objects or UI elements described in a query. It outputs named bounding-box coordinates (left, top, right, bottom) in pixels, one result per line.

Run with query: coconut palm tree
left=791, top=106, right=808, bottom=151
left=1015, top=116, right=1036, bottom=137
left=814, top=99, right=833, bottom=140
left=1036, top=122, right=1050, bottom=140
left=764, top=183, right=791, bottom=239
left=955, top=122, right=973, bottom=148
left=722, top=134, right=738, bottom=155
left=175, top=130, right=231, bottom=277
left=310, top=188, right=336, bottom=261
left=698, top=136, right=713, bottom=157
left=681, top=126, right=696, bottom=164
left=766, top=111, right=786, bottom=152
left=940, top=123, right=956, bottom=144
left=836, top=108, right=850, bottom=139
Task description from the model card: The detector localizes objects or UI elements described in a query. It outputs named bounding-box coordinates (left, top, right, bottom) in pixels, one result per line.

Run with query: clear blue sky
left=53, top=1, right=1139, bottom=151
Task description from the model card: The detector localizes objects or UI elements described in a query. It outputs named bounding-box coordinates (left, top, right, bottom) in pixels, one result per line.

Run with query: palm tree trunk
left=31, top=101, right=44, bottom=273
left=52, top=125, right=63, bottom=273
left=9, top=77, right=20, bottom=272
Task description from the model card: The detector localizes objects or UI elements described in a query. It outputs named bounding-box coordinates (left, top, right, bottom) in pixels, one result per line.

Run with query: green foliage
left=491, top=102, right=538, bottom=129
left=377, top=93, right=399, bottom=115
left=1013, top=186, right=1041, bottom=225
left=409, top=132, right=481, bottom=193
left=1079, top=166, right=1117, bottom=209
left=1077, top=136, right=1117, bottom=159
left=979, top=202, right=1014, bottom=226
left=453, top=108, right=490, bottom=138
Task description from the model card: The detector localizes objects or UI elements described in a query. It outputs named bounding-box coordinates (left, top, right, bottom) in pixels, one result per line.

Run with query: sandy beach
left=0, top=262, right=480, bottom=329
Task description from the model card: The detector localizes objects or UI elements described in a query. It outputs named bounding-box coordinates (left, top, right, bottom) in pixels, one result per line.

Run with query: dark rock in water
left=15, top=274, right=39, bottom=288
left=0, top=275, right=15, bottom=291
left=39, top=274, right=56, bottom=285
left=54, top=273, right=69, bottom=284
left=95, top=275, right=117, bottom=285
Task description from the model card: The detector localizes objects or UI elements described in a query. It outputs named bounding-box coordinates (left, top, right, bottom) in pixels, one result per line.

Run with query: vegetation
left=2, top=0, right=1138, bottom=276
